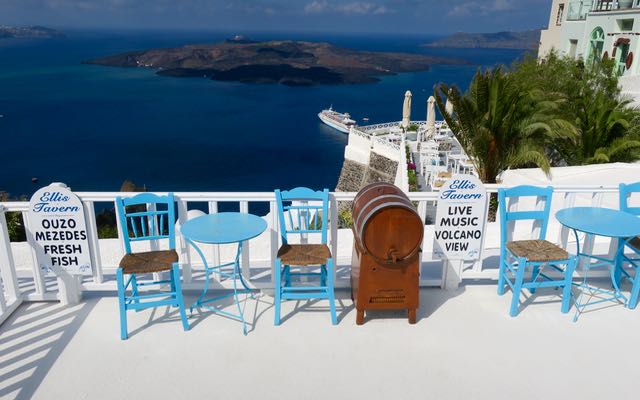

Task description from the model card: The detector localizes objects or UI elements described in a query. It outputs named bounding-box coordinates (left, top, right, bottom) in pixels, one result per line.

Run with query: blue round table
left=556, top=207, right=640, bottom=319
left=181, top=212, right=267, bottom=335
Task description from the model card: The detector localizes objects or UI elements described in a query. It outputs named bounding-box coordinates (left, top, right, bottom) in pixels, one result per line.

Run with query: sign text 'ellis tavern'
left=434, top=175, right=487, bottom=260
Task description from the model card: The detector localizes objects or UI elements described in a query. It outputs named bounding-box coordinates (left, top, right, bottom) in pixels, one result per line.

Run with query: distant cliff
left=0, top=25, right=65, bottom=39
left=423, top=30, right=541, bottom=50
left=85, top=40, right=470, bottom=86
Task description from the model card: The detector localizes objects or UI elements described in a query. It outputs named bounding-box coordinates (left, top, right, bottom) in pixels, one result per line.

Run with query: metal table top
left=180, top=212, right=267, bottom=244
left=555, top=207, right=640, bottom=238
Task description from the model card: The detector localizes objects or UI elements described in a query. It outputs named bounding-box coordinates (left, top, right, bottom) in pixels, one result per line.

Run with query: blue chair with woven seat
left=619, top=182, right=640, bottom=309
left=273, top=187, right=337, bottom=325
left=115, top=192, right=189, bottom=339
left=498, top=185, right=577, bottom=317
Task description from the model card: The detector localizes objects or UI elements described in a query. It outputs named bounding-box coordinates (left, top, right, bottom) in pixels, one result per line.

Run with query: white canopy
left=401, top=90, right=412, bottom=129
left=424, top=96, right=436, bottom=141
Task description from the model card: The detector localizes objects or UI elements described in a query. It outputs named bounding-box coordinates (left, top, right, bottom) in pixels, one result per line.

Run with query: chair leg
left=274, top=258, right=282, bottom=326
left=131, top=274, right=141, bottom=311
left=327, top=258, right=337, bottom=325
left=284, top=265, right=291, bottom=287
left=529, top=266, right=539, bottom=294
left=629, top=281, right=640, bottom=309
left=510, top=257, right=527, bottom=317
left=321, top=265, right=327, bottom=287
left=561, top=257, right=576, bottom=314
left=628, top=261, right=640, bottom=309
left=116, top=268, right=128, bottom=340
left=497, top=253, right=506, bottom=296
left=172, top=264, right=189, bottom=331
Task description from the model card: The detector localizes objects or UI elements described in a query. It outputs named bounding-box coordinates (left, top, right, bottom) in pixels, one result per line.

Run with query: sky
left=0, top=0, right=552, bottom=35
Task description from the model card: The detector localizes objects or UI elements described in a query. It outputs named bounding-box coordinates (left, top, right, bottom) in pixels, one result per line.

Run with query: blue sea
left=0, top=30, right=526, bottom=198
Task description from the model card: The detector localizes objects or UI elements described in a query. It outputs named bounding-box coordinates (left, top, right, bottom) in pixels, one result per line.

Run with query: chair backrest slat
left=620, top=182, right=640, bottom=216
left=275, top=187, right=329, bottom=245
left=141, top=216, right=148, bottom=237
left=116, top=193, right=176, bottom=254
left=498, top=185, right=553, bottom=248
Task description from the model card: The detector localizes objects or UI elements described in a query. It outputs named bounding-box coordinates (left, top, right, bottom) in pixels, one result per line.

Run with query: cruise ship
left=318, top=106, right=357, bottom=133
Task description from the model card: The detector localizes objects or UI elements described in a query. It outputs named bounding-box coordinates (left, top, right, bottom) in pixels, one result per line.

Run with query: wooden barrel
left=351, top=182, right=423, bottom=264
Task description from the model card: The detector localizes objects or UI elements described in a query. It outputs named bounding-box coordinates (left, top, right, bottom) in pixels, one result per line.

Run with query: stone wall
left=335, top=151, right=398, bottom=192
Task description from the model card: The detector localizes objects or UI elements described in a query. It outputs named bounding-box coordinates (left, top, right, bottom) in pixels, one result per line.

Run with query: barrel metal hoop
left=353, top=183, right=396, bottom=202
left=352, top=184, right=408, bottom=212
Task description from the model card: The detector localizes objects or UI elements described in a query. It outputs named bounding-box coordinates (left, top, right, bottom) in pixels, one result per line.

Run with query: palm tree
left=512, top=53, right=640, bottom=165
left=556, top=91, right=640, bottom=165
left=434, top=67, right=572, bottom=183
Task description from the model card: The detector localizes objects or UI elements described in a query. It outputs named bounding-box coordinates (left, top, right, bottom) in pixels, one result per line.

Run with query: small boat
left=362, top=117, right=369, bottom=122
left=318, top=106, right=356, bottom=134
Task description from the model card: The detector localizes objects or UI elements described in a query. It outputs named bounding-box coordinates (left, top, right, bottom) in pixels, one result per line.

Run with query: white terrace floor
left=1, top=284, right=639, bottom=400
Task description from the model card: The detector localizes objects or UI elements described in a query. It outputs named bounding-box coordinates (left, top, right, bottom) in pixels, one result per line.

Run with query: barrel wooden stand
left=350, top=183, right=423, bottom=325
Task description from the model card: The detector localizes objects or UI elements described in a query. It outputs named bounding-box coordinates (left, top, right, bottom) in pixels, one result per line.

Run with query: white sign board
left=28, top=184, right=92, bottom=275
left=434, top=174, right=487, bottom=261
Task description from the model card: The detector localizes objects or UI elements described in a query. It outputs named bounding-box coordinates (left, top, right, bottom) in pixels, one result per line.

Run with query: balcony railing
left=0, top=185, right=627, bottom=325
left=566, top=0, right=640, bottom=20
left=567, top=1, right=593, bottom=20
left=591, top=0, right=640, bottom=12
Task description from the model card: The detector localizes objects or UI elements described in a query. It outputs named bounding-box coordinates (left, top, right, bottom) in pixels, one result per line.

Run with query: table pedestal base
left=186, top=239, right=254, bottom=335
left=571, top=230, right=628, bottom=322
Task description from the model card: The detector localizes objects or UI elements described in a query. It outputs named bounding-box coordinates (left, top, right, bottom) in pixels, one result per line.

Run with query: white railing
left=567, top=0, right=592, bottom=20
left=0, top=185, right=629, bottom=324
left=0, top=206, right=22, bottom=325
left=350, top=126, right=401, bottom=153
left=372, top=136, right=401, bottom=151
left=349, top=126, right=372, bottom=140
left=590, top=0, right=640, bottom=11
left=360, top=120, right=427, bottom=134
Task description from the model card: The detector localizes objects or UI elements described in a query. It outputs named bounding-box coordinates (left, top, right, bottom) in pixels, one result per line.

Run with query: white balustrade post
left=208, top=201, right=221, bottom=267
left=558, top=192, right=576, bottom=249
left=579, top=192, right=604, bottom=269
left=474, top=188, right=492, bottom=272
left=532, top=195, right=545, bottom=239
left=239, top=201, right=251, bottom=281
left=442, top=259, right=464, bottom=290
left=22, top=211, right=46, bottom=296
left=147, top=203, right=161, bottom=282
left=83, top=201, right=103, bottom=284
left=270, top=200, right=279, bottom=290
left=176, top=197, right=193, bottom=283
left=417, top=200, right=429, bottom=283
left=330, top=194, right=339, bottom=285
left=506, top=196, right=519, bottom=243
left=0, top=280, right=6, bottom=313
left=113, top=199, right=126, bottom=256
left=0, top=207, right=20, bottom=301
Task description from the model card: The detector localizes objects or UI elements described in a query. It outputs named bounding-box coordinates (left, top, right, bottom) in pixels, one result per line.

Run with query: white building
left=539, top=0, right=640, bottom=100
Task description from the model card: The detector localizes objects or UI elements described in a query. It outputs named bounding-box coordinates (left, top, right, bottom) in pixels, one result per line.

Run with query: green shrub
left=338, top=208, right=353, bottom=229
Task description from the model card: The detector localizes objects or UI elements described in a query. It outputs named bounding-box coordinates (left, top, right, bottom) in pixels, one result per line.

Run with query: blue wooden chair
left=498, top=186, right=576, bottom=317
left=273, top=187, right=337, bottom=325
left=619, top=182, right=640, bottom=309
left=115, top=192, right=189, bottom=339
